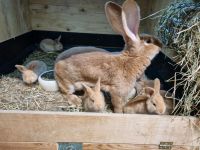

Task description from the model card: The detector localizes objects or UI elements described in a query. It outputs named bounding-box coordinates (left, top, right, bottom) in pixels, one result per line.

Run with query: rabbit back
left=40, top=39, right=55, bottom=52
left=26, top=60, right=47, bottom=76
left=55, top=46, right=109, bottom=63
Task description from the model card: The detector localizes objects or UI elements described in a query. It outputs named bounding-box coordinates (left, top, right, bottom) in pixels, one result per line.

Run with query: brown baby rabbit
left=39, top=35, right=63, bottom=53
left=81, top=78, right=105, bottom=112
left=135, top=77, right=174, bottom=114
left=15, top=60, right=47, bottom=84
left=123, top=78, right=166, bottom=114
left=54, top=0, right=161, bottom=113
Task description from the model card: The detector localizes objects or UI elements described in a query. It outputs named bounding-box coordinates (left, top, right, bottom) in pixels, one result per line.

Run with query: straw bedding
left=157, top=0, right=200, bottom=117
left=1, top=1, right=199, bottom=116
left=0, top=50, right=112, bottom=112
left=0, top=51, right=84, bottom=112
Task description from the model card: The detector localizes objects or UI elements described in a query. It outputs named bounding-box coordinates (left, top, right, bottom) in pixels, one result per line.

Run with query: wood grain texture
left=0, top=142, right=58, bottom=150
left=83, top=143, right=200, bottom=150
left=0, top=110, right=199, bottom=146
left=30, top=0, right=123, bottom=34
left=29, top=0, right=173, bottom=35
left=0, top=0, right=31, bottom=43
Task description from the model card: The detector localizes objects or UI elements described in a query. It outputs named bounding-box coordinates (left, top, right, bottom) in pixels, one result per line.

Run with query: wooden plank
left=83, top=143, right=200, bottom=150
left=29, top=0, right=123, bottom=6
left=0, top=110, right=199, bottom=146
left=0, top=142, right=58, bottom=150
left=29, top=0, right=120, bottom=34
left=29, top=0, right=177, bottom=59
left=29, top=0, right=173, bottom=35
left=0, top=0, right=31, bottom=43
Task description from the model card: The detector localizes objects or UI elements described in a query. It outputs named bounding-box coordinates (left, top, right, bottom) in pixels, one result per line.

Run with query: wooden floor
left=0, top=110, right=199, bottom=150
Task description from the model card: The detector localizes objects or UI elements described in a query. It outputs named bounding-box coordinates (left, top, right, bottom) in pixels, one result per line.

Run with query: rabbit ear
left=144, top=87, right=155, bottom=97
left=154, top=78, right=161, bottom=93
left=122, top=0, right=140, bottom=42
left=94, top=77, right=101, bottom=92
left=82, top=83, right=93, bottom=95
left=28, top=63, right=37, bottom=70
left=127, top=95, right=148, bottom=104
left=55, top=35, right=61, bottom=42
left=105, top=2, right=126, bottom=38
left=15, top=65, right=27, bottom=73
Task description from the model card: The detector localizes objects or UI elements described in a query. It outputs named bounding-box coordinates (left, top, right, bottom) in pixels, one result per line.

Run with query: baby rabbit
left=135, top=77, right=174, bottom=114
left=81, top=78, right=105, bottom=112
left=123, top=78, right=166, bottom=114
left=15, top=60, right=47, bottom=84
left=39, top=35, right=63, bottom=53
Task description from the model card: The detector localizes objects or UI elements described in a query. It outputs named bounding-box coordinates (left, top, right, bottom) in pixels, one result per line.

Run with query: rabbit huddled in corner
left=15, top=60, right=47, bottom=84
left=135, top=77, right=174, bottom=114
left=54, top=0, right=162, bottom=113
left=81, top=77, right=105, bottom=112
left=39, top=35, right=63, bottom=53
left=123, top=78, right=166, bottom=114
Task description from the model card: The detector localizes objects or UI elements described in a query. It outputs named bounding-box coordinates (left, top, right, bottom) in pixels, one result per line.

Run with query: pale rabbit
left=54, top=0, right=162, bottom=113
left=40, top=35, right=63, bottom=52
left=15, top=60, right=47, bottom=84
left=123, top=78, right=166, bottom=114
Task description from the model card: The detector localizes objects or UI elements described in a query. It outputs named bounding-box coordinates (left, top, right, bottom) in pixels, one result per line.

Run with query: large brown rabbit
left=54, top=0, right=162, bottom=113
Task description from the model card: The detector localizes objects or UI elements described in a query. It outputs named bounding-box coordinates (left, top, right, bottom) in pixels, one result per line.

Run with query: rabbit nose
left=158, top=107, right=165, bottom=114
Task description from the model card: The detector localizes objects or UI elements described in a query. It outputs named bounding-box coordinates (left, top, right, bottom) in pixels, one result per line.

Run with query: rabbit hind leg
left=56, top=75, right=82, bottom=107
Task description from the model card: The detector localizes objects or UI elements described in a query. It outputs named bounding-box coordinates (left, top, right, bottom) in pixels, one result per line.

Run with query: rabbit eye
left=153, top=103, right=156, bottom=107
left=146, top=39, right=152, bottom=43
left=91, top=99, right=95, bottom=103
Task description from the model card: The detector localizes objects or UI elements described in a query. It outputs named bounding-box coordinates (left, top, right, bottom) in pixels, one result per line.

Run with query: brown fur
left=135, top=78, right=173, bottom=115
left=54, top=0, right=161, bottom=113
left=123, top=78, right=166, bottom=114
left=81, top=77, right=105, bottom=112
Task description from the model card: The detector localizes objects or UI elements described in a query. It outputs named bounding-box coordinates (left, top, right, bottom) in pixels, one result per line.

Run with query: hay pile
left=0, top=51, right=84, bottom=112
left=157, top=1, right=200, bottom=117
left=0, top=50, right=112, bottom=112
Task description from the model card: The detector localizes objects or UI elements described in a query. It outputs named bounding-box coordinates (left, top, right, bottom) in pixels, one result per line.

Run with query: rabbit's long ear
left=94, top=77, right=101, bottom=92
left=144, top=87, right=155, bottom=97
left=154, top=78, right=161, bottom=93
left=122, top=0, right=140, bottom=42
left=28, top=63, right=37, bottom=70
left=55, top=35, right=61, bottom=42
left=15, top=65, right=27, bottom=73
left=105, top=2, right=126, bottom=38
left=82, top=83, right=93, bottom=95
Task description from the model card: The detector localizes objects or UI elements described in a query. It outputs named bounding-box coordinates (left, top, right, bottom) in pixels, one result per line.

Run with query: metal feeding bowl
left=38, top=70, right=59, bottom=92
